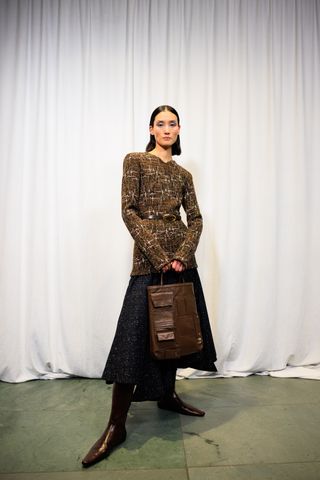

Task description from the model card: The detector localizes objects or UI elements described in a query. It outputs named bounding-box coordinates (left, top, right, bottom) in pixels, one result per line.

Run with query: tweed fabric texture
left=102, top=269, right=217, bottom=402
left=122, top=152, right=203, bottom=275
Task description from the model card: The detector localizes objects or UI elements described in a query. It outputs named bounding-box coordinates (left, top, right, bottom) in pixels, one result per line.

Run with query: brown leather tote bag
left=147, top=274, right=203, bottom=360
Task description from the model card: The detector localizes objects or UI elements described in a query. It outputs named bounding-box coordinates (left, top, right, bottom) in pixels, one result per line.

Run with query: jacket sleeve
left=174, top=171, right=203, bottom=267
left=121, top=154, right=171, bottom=271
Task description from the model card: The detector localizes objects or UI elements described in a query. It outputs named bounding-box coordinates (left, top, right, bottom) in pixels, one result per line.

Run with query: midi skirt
left=102, top=269, right=217, bottom=401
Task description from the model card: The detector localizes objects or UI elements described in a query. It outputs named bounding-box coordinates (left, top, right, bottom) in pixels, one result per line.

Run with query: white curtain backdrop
left=1, top=0, right=320, bottom=383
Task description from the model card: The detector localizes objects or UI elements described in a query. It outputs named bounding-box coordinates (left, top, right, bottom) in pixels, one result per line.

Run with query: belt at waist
left=141, top=213, right=181, bottom=222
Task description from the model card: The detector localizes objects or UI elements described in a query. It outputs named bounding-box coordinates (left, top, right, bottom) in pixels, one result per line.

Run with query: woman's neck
left=150, top=147, right=172, bottom=163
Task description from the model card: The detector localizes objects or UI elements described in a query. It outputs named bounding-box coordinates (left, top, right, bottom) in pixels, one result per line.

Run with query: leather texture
left=147, top=278, right=203, bottom=360
left=82, top=383, right=134, bottom=468
left=157, top=391, right=205, bottom=416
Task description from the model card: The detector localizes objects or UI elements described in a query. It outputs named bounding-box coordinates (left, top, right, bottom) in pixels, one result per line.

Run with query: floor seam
left=180, top=415, right=191, bottom=480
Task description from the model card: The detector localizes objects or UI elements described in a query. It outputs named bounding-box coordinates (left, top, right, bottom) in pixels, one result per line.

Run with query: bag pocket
left=150, top=291, right=173, bottom=308
left=150, top=291, right=175, bottom=341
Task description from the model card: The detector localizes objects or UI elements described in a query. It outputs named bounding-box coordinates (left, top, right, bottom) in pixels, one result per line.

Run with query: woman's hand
left=162, top=260, right=185, bottom=273
left=171, top=259, right=185, bottom=272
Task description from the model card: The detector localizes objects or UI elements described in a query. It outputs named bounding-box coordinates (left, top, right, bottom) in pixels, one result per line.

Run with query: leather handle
left=160, top=272, right=184, bottom=285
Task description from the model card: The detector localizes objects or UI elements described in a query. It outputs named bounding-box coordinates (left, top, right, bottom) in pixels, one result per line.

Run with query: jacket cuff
left=154, top=257, right=172, bottom=272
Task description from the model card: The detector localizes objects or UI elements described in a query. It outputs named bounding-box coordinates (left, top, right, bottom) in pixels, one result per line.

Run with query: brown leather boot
left=82, top=383, right=134, bottom=468
left=157, top=391, right=205, bottom=417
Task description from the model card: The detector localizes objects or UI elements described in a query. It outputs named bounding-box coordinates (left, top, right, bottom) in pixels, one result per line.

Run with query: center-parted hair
left=146, top=105, right=182, bottom=155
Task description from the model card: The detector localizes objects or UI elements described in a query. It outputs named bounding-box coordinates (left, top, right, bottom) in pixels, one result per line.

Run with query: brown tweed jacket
left=122, top=152, right=203, bottom=275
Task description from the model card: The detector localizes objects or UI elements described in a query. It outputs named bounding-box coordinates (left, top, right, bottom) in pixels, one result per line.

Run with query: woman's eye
left=156, top=121, right=177, bottom=127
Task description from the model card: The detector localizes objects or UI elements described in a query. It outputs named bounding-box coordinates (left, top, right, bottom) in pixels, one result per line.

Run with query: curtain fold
left=1, top=0, right=319, bottom=382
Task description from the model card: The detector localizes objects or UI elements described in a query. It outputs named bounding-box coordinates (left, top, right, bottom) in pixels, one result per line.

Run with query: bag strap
left=160, top=272, right=185, bottom=285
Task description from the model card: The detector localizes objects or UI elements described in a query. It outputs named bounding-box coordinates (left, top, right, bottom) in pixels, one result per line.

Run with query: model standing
left=82, top=105, right=217, bottom=468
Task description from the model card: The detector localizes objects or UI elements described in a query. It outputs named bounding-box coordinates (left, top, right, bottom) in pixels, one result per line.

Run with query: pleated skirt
left=102, top=269, right=217, bottom=401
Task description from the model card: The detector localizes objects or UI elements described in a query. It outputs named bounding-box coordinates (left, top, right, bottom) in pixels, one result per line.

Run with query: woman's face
left=149, top=110, right=180, bottom=150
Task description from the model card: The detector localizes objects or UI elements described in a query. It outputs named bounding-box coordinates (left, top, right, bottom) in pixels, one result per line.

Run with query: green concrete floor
left=0, top=376, right=320, bottom=480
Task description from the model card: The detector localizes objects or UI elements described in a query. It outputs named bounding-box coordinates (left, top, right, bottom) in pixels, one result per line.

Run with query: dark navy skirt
left=102, top=269, right=217, bottom=401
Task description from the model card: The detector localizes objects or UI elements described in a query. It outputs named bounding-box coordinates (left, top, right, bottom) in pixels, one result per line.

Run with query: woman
left=82, top=105, right=217, bottom=468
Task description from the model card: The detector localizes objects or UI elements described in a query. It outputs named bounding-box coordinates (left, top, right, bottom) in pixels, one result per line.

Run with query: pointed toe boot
left=158, top=391, right=205, bottom=417
left=81, top=382, right=134, bottom=468
left=82, top=423, right=126, bottom=468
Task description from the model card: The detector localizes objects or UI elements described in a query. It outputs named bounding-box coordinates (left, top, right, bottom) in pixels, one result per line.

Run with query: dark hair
left=146, top=105, right=181, bottom=155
